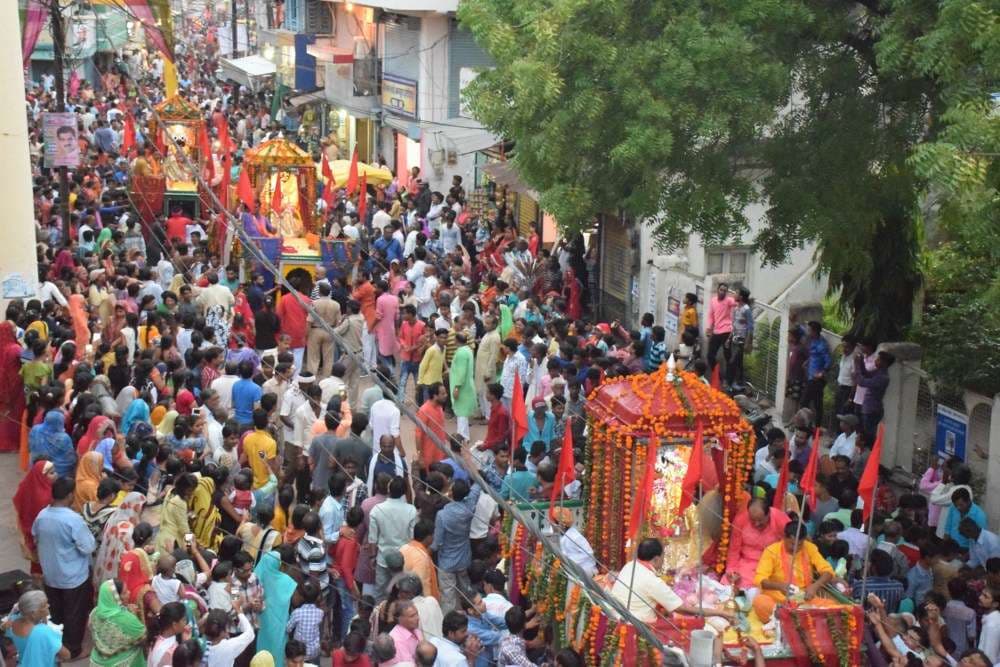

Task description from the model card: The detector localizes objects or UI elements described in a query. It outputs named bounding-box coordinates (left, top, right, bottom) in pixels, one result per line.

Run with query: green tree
left=879, top=0, right=1000, bottom=394
left=458, top=0, right=930, bottom=340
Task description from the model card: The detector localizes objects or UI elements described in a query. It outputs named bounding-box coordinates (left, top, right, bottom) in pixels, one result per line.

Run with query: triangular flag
left=198, top=124, right=214, bottom=181
left=678, top=420, right=704, bottom=514
left=510, top=373, right=528, bottom=457
left=346, top=147, right=359, bottom=195
left=858, top=423, right=885, bottom=522
left=800, top=427, right=821, bottom=511
left=628, top=433, right=658, bottom=542
left=237, top=166, right=255, bottom=212
left=321, top=153, right=334, bottom=182
left=356, top=172, right=368, bottom=224
left=548, top=426, right=577, bottom=521
left=122, top=114, right=137, bottom=156
left=772, top=441, right=790, bottom=511
left=271, top=175, right=283, bottom=213
left=710, top=363, right=721, bottom=390
left=321, top=154, right=336, bottom=209
left=215, top=115, right=234, bottom=154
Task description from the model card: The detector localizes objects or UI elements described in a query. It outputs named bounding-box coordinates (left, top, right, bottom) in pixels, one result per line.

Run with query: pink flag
left=21, top=0, right=47, bottom=67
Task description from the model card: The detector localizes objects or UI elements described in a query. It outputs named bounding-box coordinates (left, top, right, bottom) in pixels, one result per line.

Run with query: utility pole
left=244, top=0, right=253, bottom=54
left=49, top=0, right=71, bottom=242
left=231, top=0, right=241, bottom=106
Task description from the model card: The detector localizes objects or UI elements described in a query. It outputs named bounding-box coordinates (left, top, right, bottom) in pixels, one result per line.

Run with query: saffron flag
left=271, top=175, right=283, bottom=213
left=510, top=373, right=528, bottom=457
left=628, top=434, right=659, bottom=542
left=356, top=172, right=368, bottom=224
left=548, top=427, right=577, bottom=521
left=772, top=441, right=790, bottom=511
left=858, top=423, right=885, bottom=522
left=346, top=147, right=359, bottom=195
left=321, top=154, right=336, bottom=208
left=800, top=427, right=821, bottom=511
left=198, top=125, right=213, bottom=181
left=122, top=114, right=137, bottom=156
left=237, top=167, right=255, bottom=212
left=678, top=420, right=704, bottom=514
left=215, top=115, right=234, bottom=154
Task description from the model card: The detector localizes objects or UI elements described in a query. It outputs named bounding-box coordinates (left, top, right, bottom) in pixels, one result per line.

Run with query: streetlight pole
left=49, top=0, right=71, bottom=242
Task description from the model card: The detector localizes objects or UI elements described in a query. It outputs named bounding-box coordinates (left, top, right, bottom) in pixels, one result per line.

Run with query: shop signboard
left=382, top=74, right=418, bottom=119
left=935, top=404, right=967, bottom=460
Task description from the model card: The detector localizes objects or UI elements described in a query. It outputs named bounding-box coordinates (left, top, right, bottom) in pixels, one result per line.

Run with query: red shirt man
left=165, top=210, right=192, bottom=244
left=276, top=290, right=311, bottom=349
left=482, top=383, right=511, bottom=451
left=398, top=307, right=426, bottom=363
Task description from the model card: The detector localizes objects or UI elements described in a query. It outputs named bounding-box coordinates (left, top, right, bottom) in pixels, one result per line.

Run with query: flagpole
left=858, top=475, right=879, bottom=604
left=697, top=481, right=704, bottom=617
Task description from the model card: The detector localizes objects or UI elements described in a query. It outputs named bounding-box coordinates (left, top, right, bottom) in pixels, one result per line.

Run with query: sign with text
left=382, top=74, right=417, bottom=119
left=935, top=404, right=968, bottom=461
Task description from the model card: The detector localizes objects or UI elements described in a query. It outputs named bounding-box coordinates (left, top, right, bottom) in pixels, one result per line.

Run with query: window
left=705, top=248, right=750, bottom=276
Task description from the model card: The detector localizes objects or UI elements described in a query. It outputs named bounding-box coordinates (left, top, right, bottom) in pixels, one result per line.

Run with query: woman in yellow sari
left=74, top=451, right=104, bottom=511
left=188, top=471, right=221, bottom=551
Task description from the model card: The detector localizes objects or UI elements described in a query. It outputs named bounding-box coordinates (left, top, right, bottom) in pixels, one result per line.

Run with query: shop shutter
left=517, top=194, right=538, bottom=238
left=600, top=214, right=632, bottom=323
left=447, top=23, right=494, bottom=118
left=383, top=17, right=420, bottom=83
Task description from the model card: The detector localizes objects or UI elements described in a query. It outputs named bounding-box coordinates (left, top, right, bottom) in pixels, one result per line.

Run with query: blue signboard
left=935, top=404, right=968, bottom=461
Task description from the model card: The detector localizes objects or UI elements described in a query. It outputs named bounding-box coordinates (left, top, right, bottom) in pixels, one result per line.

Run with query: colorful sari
left=19, top=623, right=63, bottom=667
left=0, top=321, right=24, bottom=453
left=254, top=552, right=297, bottom=660
left=94, top=492, right=145, bottom=588
left=120, top=398, right=150, bottom=436
left=12, top=461, right=52, bottom=574
left=188, top=476, right=221, bottom=551
left=68, top=293, right=91, bottom=358
left=28, top=410, right=76, bottom=477
left=89, top=580, right=146, bottom=667
left=74, top=451, right=105, bottom=512
left=118, top=547, right=154, bottom=608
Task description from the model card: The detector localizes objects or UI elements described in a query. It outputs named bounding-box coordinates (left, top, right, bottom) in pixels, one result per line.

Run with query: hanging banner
left=935, top=404, right=967, bottom=460
left=43, top=112, right=81, bottom=168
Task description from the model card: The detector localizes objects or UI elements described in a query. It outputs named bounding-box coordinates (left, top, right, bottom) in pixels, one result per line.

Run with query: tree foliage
left=458, top=0, right=933, bottom=341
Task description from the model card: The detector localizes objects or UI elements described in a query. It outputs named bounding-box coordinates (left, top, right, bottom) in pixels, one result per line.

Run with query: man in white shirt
left=429, top=612, right=478, bottom=667
left=426, top=192, right=446, bottom=232
left=370, top=394, right=401, bottom=452
left=210, top=362, right=240, bottom=412
left=406, top=247, right=428, bottom=294
left=414, top=263, right=439, bottom=320
left=372, top=201, right=392, bottom=231
left=554, top=509, right=597, bottom=579
left=829, top=413, right=859, bottom=462
left=610, top=538, right=734, bottom=625
left=203, top=609, right=256, bottom=667
left=403, top=221, right=420, bottom=259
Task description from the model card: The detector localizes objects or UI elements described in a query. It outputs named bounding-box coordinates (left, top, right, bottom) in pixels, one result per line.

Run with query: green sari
left=499, top=303, right=514, bottom=340
left=89, top=580, right=146, bottom=667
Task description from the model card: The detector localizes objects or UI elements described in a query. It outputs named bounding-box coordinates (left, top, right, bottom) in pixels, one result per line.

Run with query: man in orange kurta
left=400, top=519, right=439, bottom=600
left=415, top=383, right=448, bottom=472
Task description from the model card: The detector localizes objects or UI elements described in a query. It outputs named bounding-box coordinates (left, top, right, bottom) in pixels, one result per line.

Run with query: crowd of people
left=5, top=8, right=1000, bottom=667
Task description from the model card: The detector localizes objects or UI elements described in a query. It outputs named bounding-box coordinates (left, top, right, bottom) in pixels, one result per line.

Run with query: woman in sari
left=155, top=472, right=196, bottom=553
left=562, top=267, right=583, bottom=321
left=28, top=409, right=76, bottom=477
left=254, top=551, right=297, bottom=660
left=115, top=385, right=137, bottom=418
left=120, top=395, right=150, bottom=437
left=77, top=414, right=116, bottom=456
left=157, top=409, right=179, bottom=441
left=118, top=522, right=159, bottom=621
left=0, top=321, right=24, bottom=453
left=94, top=492, right=145, bottom=588
left=74, top=450, right=105, bottom=512
left=12, top=461, right=56, bottom=574
left=68, top=293, right=91, bottom=358
left=5, top=590, right=69, bottom=666
left=188, top=472, right=222, bottom=551
left=103, top=303, right=128, bottom=349
left=89, top=580, right=146, bottom=667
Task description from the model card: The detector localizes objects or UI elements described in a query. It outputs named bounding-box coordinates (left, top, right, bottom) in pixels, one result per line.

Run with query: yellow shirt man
left=417, top=342, right=445, bottom=386
left=754, top=539, right=834, bottom=603
left=242, top=428, right=278, bottom=490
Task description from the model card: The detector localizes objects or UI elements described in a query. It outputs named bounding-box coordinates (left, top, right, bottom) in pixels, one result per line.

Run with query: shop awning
left=219, top=55, right=276, bottom=92
left=482, top=161, right=539, bottom=198
left=288, top=90, right=326, bottom=107
left=381, top=115, right=500, bottom=154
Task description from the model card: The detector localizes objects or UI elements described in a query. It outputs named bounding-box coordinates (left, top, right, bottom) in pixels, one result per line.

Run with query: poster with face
left=43, top=112, right=80, bottom=168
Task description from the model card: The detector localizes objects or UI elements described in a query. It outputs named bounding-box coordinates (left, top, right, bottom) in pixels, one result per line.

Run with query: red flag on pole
left=198, top=125, right=214, bottom=181
left=858, top=423, right=885, bottom=522
left=628, top=434, right=658, bottom=542
left=271, top=175, right=283, bottom=213
left=710, top=364, right=722, bottom=390
left=678, top=420, right=704, bottom=514
left=510, top=373, right=528, bottom=457
left=772, top=442, right=790, bottom=510
left=322, top=153, right=334, bottom=182
left=237, top=166, right=255, bottom=212
left=122, top=114, right=137, bottom=156
left=346, top=147, right=359, bottom=195
left=800, top=427, right=822, bottom=511
left=548, top=427, right=577, bottom=521
left=356, top=172, right=368, bottom=224
left=215, top=116, right=233, bottom=154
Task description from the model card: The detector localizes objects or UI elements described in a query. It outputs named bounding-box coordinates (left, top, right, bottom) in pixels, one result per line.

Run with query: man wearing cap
left=522, top=397, right=555, bottom=452
left=829, top=413, right=859, bottom=462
